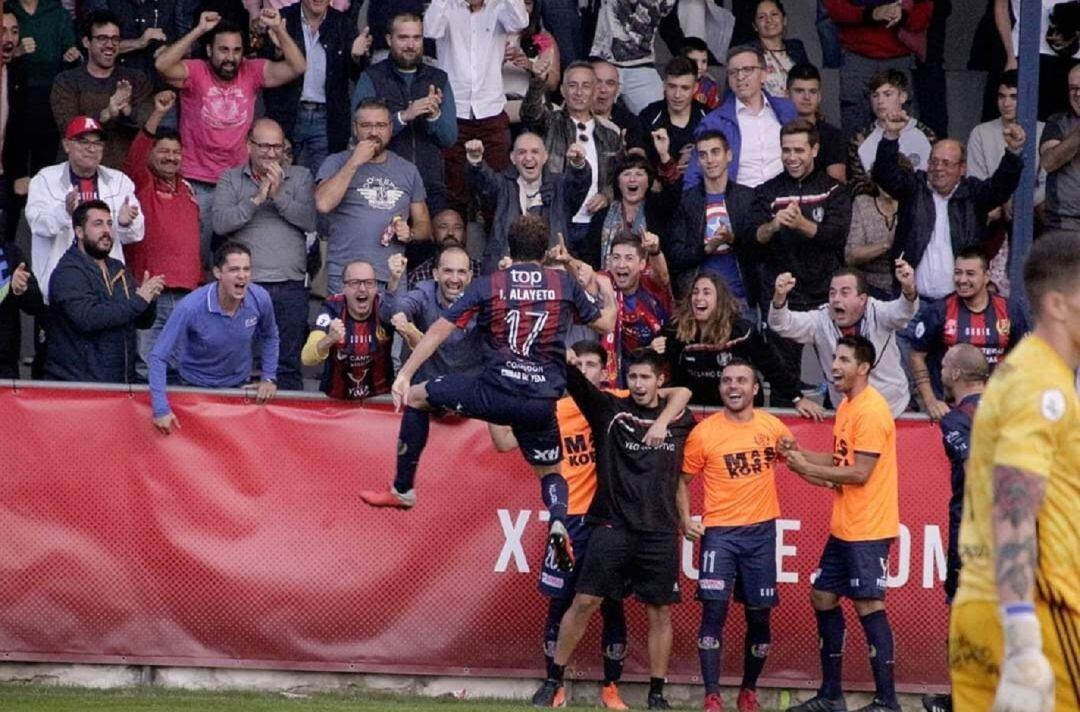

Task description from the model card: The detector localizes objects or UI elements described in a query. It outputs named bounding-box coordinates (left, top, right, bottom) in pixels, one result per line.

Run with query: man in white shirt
left=682, top=45, right=798, bottom=189
left=424, top=0, right=528, bottom=216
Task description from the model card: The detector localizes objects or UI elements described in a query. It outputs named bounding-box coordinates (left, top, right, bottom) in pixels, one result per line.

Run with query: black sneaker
left=547, top=520, right=575, bottom=572
left=787, top=695, right=848, bottom=712
left=531, top=679, right=565, bottom=708
left=647, top=692, right=672, bottom=710
left=922, top=694, right=952, bottom=712
left=851, top=699, right=900, bottom=712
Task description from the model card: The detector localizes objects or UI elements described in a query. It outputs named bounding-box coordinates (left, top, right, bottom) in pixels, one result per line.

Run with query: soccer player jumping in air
left=361, top=214, right=617, bottom=572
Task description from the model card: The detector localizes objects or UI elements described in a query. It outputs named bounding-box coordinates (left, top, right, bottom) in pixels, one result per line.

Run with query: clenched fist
left=773, top=272, right=797, bottom=306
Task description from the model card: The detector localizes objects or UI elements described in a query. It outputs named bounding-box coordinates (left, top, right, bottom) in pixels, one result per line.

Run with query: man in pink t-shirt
left=154, top=9, right=307, bottom=265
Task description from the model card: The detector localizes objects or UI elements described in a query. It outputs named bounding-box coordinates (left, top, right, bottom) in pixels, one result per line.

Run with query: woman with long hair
left=660, top=272, right=823, bottom=418
left=749, top=0, right=810, bottom=98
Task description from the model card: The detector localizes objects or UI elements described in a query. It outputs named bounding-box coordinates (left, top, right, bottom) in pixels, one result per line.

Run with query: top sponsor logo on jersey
left=510, top=269, right=543, bottom=285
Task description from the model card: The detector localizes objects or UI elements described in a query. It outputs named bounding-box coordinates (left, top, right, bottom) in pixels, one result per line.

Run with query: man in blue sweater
left=148, top=241, right=279, bottom=434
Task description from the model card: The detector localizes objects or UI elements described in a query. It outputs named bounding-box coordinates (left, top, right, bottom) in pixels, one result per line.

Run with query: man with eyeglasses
left=1040, top=63, right=1080, bottom=233
left=301, top=258, right=396, bottom=400
left=211, top=117, right=317, bottom=392
left=872, top=110, right=1025, bottom=305
left=26, top=114, right=144, bottom=377
left=154, top=9, right=307, bottom=267
left=683, top=45, right=797, bottom=191
left=50, top=10, right=153, bottom=170
left=315, top=98, right=431, bottom=294
left=522, top=58, right=620, bottom=257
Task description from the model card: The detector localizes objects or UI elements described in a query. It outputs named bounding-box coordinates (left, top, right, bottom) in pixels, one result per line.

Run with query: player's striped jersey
left=681, top=410, right=793, bottom=527
left=954, top=335, right=1080, bottom=613
left=443, top=265, right=601, bottom=399
left=830, top=385, right=899, bottom=542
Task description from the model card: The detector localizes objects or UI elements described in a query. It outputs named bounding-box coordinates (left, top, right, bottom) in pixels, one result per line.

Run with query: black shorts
left=697, top=520, right=778, bottom=607
left=424, top=373, right=561, bottom=466
left=575, top=525, right=681, bottom=605
left=812, top=535, right=894, bottom=600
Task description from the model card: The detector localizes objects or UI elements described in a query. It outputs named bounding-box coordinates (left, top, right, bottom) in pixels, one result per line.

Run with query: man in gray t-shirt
left=1040, top=65, right=1080, bottom=231
left=315, top=99, right=431, bottom=293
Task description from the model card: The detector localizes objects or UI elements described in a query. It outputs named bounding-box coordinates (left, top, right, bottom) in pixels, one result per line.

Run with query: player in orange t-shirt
left=680, top=359, right=797, bottom=712
left=782, top=335, right=901, bottom=712
left=489, top=340, right=630, bottom=711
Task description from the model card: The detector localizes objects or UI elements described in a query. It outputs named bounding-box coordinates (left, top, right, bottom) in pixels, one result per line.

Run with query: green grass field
left=0, top=688, right=539, bottom=712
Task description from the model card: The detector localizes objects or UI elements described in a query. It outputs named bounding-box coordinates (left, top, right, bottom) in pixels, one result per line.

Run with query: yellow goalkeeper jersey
left=953, top=334, right=1080, bottom=613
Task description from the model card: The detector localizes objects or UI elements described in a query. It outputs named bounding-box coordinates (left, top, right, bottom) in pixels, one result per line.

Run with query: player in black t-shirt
left=532, top=348, right=696, bottom=710
left=361, top=215, right=618, bottom=571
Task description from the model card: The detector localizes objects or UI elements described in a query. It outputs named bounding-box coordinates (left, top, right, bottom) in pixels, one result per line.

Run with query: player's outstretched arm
left=991, top=464, right=1054, bottom=712
left=786, top=450, right=877, bottom=485
left=643, top=386, right=693, bottom=446
left=587, top=275, right=618, bottom=334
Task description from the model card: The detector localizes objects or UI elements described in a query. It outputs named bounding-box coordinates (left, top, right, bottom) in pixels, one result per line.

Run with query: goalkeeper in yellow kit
left=949, top=231, right=1080, bottom=712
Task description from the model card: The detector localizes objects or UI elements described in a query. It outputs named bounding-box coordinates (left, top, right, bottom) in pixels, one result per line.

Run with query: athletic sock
left=392, top=407, right=430, bottom=493
left=540, top=473, right=569, bottom=524
left=741, top=607, right=772, bottom=690
left=547, top=661, right=566, bottom=684
left=698, top=598, right=730, bottom=695
left=815, top=607, right=846, bottom=699
left=544, top=597, right=572, bottom=671
left=859, top=609, right=898, bottom=708
left=600, top=598, right=627, bottom=683
left=649, top=677, right=665, bottom=698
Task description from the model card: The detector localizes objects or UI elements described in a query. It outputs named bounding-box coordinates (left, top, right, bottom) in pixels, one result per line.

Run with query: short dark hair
left=955, top=246, right=989, bottom=270
left=780, top=118, right=820, bottom=147
left=72, top=199, right=111, bottom=232
left=1024, top=230, right=1080, bottom=319
left=625, top=347, right=665, bottom=375
left=726, top=44, right=765, bottom=67
left=214, top=240, right=251, bottom=269
left=680, top=36, right=709, bottom=55
left=152, top=126, right=182, bottom=146
left=722, top=357, right=760, bottom=386
left=663, top=55, right=698, bottom=80
left=354, top=98, right=391, bottom=118
left=998, top=69, right=1019, bottom=90
left=507, top=214, right=550, bottom=262
left=786, top=62, right=821, bottom=89
left=611, top=153, right=655, bottom=201
left=837, top=335, right=876, bottom=369
left=206, top=20, right=245, bottom=50
left=868, top=69, right=909, bottom=94
left=570, top=339, right=607, bottom=367
left=83, top=9, right=120, bottom=38
left=831, top=267, right=869, bottom=296
left=695, top=128, right=730, bottom=151
left=609, top=229, right=645, bottom=258
left=388, top=11, right=423, bottom=33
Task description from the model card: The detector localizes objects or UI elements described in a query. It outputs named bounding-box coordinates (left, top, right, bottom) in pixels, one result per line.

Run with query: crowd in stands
left=0, top=0, right=1073, bottom=426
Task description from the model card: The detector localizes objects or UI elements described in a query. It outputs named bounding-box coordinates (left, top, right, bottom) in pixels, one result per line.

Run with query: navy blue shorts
left=539, top=515, right=592, bottom=598
left=575, top=525, right=681, bottom=605
left=424, top=373, right=561, bottom=466
left=696, top=520, right=778, bottom=607
left=812, top=535, right=894, bottom=600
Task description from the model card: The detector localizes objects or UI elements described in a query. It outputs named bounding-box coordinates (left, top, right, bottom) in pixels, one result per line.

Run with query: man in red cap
left=25, top=113, right=144, bottom=377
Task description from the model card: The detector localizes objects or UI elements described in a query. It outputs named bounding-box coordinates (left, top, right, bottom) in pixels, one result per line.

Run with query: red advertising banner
left=0, top=386, right=951, bottom=692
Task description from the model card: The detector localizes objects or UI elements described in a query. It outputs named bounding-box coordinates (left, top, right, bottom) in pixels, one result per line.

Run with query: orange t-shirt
left=830, top=385, right=899, bottom=541
left=558, top=391, right=628, bottom=515
left=681, top=410, right=793, bottom=527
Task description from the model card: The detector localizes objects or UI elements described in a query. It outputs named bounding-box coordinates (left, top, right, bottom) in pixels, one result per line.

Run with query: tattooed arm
left=992, top=465, right=1047, bottom=605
